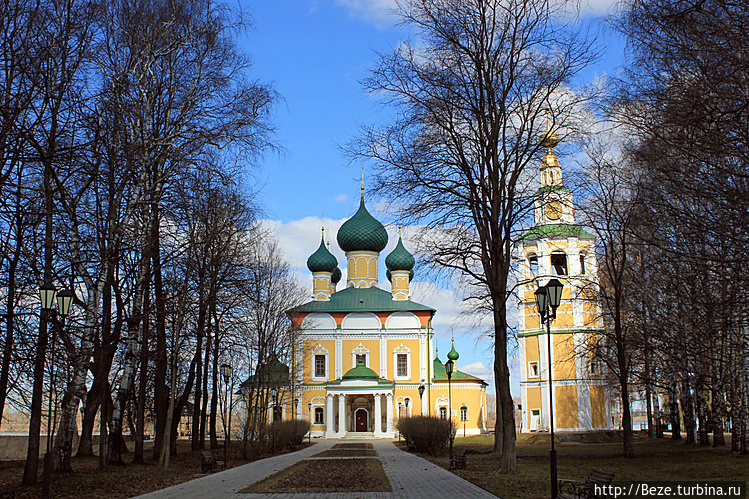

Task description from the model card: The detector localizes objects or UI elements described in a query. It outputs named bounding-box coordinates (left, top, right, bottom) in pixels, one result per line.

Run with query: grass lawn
left=0, top=439, right=313, bottom=499
left=415, top=432, right=749, bottom=499
left=240, top=457, right=391, bottom=493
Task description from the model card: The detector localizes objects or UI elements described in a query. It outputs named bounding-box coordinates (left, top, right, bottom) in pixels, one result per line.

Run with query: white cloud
left=334, top=193, right=349, bottom=203
left=334, top=0, right=399, bottom=27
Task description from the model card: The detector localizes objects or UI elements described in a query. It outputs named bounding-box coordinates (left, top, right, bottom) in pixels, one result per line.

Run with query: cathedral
left=517, top=129, right=613, bottom=432
left=285, top=190, right=489, bottom=438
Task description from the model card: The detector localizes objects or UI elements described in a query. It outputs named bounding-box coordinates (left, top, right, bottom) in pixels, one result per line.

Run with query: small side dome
left=342, top=358, right=380, bottom=380
left=386, top=237, right=415, bottom=271
left=331, top=267, right=342, bottom=284
left=307, top=238, right=337, bottom=273
left=447, top=343, right=460, bottom=361
left=337, top=198, right=388, bottom=252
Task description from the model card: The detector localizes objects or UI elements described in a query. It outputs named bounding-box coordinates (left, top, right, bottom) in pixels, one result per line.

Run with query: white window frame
left=312, top=344, right=329, bottom=382
left=527, top=253, right=538, bottom=277
left=314, top=407, right=324, bottom=425
left=351, top=342, right=370, bottom=368
left=393, top=343, right=411, bottom=380
left=528, top=361, right=539, bottom=378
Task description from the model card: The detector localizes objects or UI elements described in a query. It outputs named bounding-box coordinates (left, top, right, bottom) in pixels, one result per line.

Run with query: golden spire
left=361, top=165, right=365, bottom=199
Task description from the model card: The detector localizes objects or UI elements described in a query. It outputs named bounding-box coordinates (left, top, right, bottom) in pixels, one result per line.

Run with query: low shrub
left=271, top=419, right=311, bottom=451
left=397, top=415, right=454, bottom=456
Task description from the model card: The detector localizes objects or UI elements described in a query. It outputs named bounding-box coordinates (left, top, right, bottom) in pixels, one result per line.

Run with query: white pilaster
left=386, top=393, right=394, bottom=436
left=419, top=335, right=426, bottom=381
left=338, top=394, right=347, bottom=437
left=335, top=335, right=342, bottom=379
left=325, top=394, right=335, bottom=438
left=380, top=336, right=387, bottom=378
left=374, top=393, right=382, bottom=436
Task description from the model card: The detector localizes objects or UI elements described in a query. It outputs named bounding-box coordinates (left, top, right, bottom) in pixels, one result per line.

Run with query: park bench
left=557, top=469, right=615, bottom=499
left=200, top=450, right=225, bottom=473
left=449, top=449, right=467, bottom=470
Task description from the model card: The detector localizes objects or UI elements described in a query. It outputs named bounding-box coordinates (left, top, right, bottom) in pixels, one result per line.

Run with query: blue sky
left=240, top=0, right=625, bottom=395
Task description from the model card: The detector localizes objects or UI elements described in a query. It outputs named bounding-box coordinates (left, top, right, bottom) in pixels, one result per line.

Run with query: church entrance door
left=355, top=409, right=368, bottom=431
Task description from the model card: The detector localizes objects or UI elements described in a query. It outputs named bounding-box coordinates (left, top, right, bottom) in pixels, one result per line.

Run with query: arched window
left=528, top=254, right=538, bottom=276
left=551, top=251, right=568, bottom=276
left=579, top=253, right=587, bottom=274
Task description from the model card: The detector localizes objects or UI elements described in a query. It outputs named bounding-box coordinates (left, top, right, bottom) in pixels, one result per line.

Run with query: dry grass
left=413, top=432, right=749, bottom=499
left=240, top=458, right=391, bottom=493
left=0, top=440, right=311, bottom=499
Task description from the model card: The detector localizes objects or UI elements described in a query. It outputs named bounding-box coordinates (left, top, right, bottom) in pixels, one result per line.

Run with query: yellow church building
left=281, top=192, right=488, bottom=438
left=517, top=131, right=613, bottom=433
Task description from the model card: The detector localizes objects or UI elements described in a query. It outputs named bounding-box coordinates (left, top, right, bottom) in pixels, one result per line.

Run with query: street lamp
left=270, top=387, right=278, bottom=455
left=39, top=282, right=56, bottom=499
left=418, top=384, right=425, bottom=414
left=308, top=402, right=312, bottom=444
left=535, top=278, right=564, bottom=499
left=220, top=364, right=232, bottom=467
left=445, top=358, right=454, bottom=461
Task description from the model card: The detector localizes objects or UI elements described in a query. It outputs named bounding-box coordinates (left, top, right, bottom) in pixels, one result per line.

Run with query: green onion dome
left=386, top=269, right=414, bottom=282
left=337, top=197, right=388, bottom=253
left=331, top=267, right=342, bottom=284
left=385, top=237, right=415, bottom=271
left=307, top=237, right=338, bottom=273
left=447, top=343, right=460, bottom=361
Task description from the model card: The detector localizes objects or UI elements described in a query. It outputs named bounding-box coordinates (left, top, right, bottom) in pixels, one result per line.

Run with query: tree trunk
left=668, top=380, right=681, bottom=439
left=695, top=385, right=710, bottom=446
left=134, top=259, right=151, bottom=464
left=210, top=310, right=219, bottom=449
left=152, top=203, right=168, bottom=461
left=711, top=385, right=725, bottom=446
left=681, top=377, right=696, bottom=445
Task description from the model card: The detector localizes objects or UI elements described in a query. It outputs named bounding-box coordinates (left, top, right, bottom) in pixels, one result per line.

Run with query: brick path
left=133, top=439, right=498, bottom=499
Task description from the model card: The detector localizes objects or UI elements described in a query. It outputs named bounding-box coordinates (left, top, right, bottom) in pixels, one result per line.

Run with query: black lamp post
left=220, top=363, right=232, bottom=467
left=308, top=402, right=312, bottom=443
left=40, top=285, right=73, bottom=499
left=445, top=358, right=454, bottom=460
left=418, top=384, right=425, bottom=414
left=293, top=398, right=298, bottom=421
left=270, top=387, right=278, bottom=455
left=535, top=278, right=564, bottom=499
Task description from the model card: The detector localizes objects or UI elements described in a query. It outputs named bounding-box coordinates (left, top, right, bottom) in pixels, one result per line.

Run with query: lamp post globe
left=56, top=289, right=74, bottom=318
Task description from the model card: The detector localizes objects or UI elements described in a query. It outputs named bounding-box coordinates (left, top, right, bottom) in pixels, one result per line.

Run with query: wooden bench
left=557, top=469, right=614, bottom=499
left=201, top=450, right=225, bottom=473
left=449, top=449, right=467, bottom=470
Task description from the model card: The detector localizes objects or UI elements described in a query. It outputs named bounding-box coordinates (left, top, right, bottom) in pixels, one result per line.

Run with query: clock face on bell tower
left=545, top=201, right=562, bottom=220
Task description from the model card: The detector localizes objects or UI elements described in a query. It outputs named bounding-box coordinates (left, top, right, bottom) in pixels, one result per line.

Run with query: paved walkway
left=133, top=439, right=497, bottom=499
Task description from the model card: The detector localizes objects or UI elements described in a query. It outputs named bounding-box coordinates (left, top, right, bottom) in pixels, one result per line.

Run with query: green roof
left=385, top=237, right=415, bottom=271
left=432, top=357, right=486, bottom=384
left=536, top=185, right=571, bottom=194
left=342, top=359, right=379, bottom=380
left=290, top=286, right=435, bottom=314
left=337, top=197, right=389, bottom=252
left=521, top=224, right=595, bottom=240
left=327, top=360, right=395, bottom=387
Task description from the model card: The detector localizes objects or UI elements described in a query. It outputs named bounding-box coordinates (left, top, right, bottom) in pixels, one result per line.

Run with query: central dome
left=337, top=197, right=388, bottom=253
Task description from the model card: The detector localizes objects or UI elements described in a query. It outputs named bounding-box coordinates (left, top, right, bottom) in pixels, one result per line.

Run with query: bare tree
left=353, top=0, right=597, bottom=470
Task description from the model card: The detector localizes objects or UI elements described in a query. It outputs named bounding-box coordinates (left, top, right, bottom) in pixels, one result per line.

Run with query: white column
left=386, top=392, right=394, bottom=436
left=374, top=393, right=382, bottom=436
left=326, top=394, right=335, bottom=437
left=338, top=394, right=347, bottom=436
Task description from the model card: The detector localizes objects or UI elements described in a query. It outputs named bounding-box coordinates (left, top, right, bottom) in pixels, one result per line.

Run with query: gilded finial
left=540, top=106, right=558, bottom=151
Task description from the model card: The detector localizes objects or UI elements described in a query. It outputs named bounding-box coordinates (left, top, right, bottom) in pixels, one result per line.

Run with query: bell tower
left=516, top=123, right=611, bottom=433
